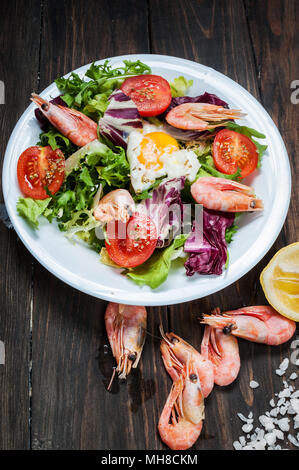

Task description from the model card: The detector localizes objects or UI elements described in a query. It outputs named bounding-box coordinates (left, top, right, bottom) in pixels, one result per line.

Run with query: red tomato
left=105, top=213, right=158, bottom=268
left=17, top=146, right=65, bottom=199
left=121, top=74, right=172, bottom=117
left=212, top=129, right=258, bottom=178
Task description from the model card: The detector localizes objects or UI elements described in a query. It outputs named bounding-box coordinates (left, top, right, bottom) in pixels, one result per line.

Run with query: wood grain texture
left=31, top=0, right=169, bottom=450
left=0, top=0, right=298, bottom=451
left=150, top=0, right=298, bottom=450
left=0, top=0, right=41, bottom=449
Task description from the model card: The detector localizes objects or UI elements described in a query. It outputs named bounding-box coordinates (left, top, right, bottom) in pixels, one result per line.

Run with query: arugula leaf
left=198, top=162, right=242, bottom=181
left=55, top=59, right=151, bottom=119
left=225, top=122, right=268, bottom=167
left=170, top=76, right=193, bottom=97
left=38, top=127, right=76, bottom=156
left=126, top=234, right=188, bottom=289
left=17, top=198, right=51, bottom=228
left=225, top=223, right=238, bottom=244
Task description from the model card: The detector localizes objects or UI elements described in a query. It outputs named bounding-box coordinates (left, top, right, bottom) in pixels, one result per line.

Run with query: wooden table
left=0, top=0, right=298, bottom=450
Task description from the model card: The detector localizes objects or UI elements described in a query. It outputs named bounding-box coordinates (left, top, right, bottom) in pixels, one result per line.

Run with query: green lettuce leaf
left=170, top=76, right=193, bottom=97
left=17, top=197, right=51, bottom=228
left=126, top=234, right=188, bottom=289
left=37, top=127, right=76, bottom=156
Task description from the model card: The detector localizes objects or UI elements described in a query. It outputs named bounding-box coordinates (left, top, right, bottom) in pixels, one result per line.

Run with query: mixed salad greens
left=16, top=59, right=267, bottom=288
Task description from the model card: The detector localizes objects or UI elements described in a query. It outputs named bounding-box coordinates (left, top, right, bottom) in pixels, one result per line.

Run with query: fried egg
left=127, top=125, right=200, bottom=193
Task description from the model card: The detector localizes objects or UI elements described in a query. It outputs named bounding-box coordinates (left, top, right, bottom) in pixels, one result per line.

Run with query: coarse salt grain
left=287, top=434, right=299, bottom=447
left=250, top=380, right=259, bottom=389
left=265, top=432, right=276, bottom=446
left=233, top=357, right=299, bottom=450
left=276, top=418, right=290, bottom=432
left=279, top=358, right=289, bottom=371
left=242, top=423, right=253, bottom=433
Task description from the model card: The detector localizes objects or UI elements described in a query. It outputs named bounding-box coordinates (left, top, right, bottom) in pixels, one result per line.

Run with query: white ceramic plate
left=2, top=54, right=291, bottom=306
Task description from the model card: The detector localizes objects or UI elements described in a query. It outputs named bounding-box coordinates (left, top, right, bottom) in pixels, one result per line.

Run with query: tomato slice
left=17, top=146, right=65, bottom=199
left=105, top=212, right=158, bottom=268
left=121, top=74, right=172, bottom=117
left=212, top=129, right=258, bottom=178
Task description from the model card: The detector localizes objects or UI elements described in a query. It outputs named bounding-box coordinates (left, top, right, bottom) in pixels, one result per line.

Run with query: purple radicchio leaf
left=35, top=95, right=67, bottom=132
left=98, top=89, right=143, bottom=149
left=98, top=120, right=128, bottom=149
left=100, top=89, right=142, bottom=132
left=184, top=209, right=234, bottom=276
left=139, top=177, right=185, bottom=248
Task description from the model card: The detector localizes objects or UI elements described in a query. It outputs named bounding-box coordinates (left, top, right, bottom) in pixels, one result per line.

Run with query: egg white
left=126, top=127, right=200, bottom=193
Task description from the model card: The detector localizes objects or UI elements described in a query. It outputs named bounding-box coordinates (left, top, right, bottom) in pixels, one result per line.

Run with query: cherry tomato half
left=212, top=129, right=258, bottom=178
left=121, top=74, right=172, bottom=117
left=17, top=146, right=65, bottom=199
left=105, top=212, right=158, bottom=268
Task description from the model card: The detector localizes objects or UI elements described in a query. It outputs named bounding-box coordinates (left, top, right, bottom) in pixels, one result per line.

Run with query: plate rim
left=2, top=53, right=291, bottom=306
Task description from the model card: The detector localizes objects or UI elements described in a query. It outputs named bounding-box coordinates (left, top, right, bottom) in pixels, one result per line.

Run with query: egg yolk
left=138, top=132, right=179, bottom=170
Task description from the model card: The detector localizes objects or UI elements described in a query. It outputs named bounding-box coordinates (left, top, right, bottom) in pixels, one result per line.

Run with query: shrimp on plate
left=94, top=189, right=135, bottom=224
left=201, top=309, right=240, bottom=386
left=201, top=305, right=296, bottom=346
left=191, top=176, right=263, bottom=212
left=105, top=302, right=147, bottom=390
left=166, top=102, right=246, bottom=131
left=31, top=93, right=98, bottom=147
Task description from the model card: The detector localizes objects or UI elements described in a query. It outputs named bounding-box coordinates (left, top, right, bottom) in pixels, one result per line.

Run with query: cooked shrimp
left=105, top=303, right=147, bottom=387
left=182, top=356, right=205, bottom=425
left=166, top=102, right=246, bottom=130
left=201, top=319, right=240, bottom=386
left=158, top=375, right=204, bottom=450
left=191, top=176, right=263, bottom=212
left=31, top=93, right=97, bottom=147
left=94, top=189, right=135, bottom=224
left=160, top=326, right=214, bottom=397
left=201, top=306, right=296, bottom=346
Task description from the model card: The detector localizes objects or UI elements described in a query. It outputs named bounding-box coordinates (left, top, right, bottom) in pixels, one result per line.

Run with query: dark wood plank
left=150, top=0, right=298, bottom=450
left=245, top=0, right=299, bottom=243
left=0, top=0, right=41, bottom=449
left=31, top=0, right=170, bottom=450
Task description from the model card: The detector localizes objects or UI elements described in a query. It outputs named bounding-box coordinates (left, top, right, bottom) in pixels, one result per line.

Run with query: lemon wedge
left=260, top=242, right=299, bottom=322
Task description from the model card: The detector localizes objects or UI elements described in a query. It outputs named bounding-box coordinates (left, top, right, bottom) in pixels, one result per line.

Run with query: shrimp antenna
left=159, top=323, right=173, bottom=348
left=107, top=367, right=116, bottom=392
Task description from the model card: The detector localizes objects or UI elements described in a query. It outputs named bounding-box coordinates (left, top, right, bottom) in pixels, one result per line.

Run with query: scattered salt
left=276, top=418, right=290, bottom=432
left=287, top=434, right=299, bottom=447
left=250, top=380, right=259, bottom=389
left=265, top=432, right=276, bottom=446
left=233, top=441, right=242, bottom=450
left=242, top=423, right=253, bottom=433
left=259, top=415, right=275, bottom=431
left=279, top=358, right=289, bottom=372
left=233, top=357, right=299, bottom=450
